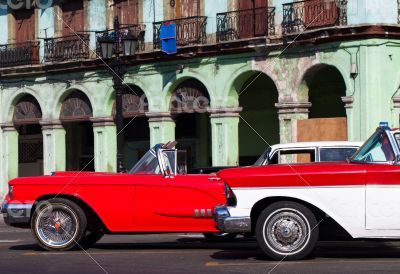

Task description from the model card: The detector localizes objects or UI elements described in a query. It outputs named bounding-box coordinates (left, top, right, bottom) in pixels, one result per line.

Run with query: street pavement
left=1, top=218, right=400, bottom=274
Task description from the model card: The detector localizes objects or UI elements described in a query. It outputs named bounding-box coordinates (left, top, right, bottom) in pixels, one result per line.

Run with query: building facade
left=1, top=0, right=400, bottom=197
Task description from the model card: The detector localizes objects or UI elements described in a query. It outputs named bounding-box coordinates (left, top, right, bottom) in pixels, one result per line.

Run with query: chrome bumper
left=214, top=205, right=251, bottom=233
left=1, top=203, right=33, bottom=226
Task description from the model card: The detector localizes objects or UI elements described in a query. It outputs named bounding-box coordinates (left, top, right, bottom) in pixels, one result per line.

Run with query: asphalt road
left=1, top=219, right=400, bottom=274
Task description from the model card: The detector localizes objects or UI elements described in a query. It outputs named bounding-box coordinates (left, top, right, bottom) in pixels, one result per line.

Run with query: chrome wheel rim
left=35, top=205, right=79, bottom=248
left=263, top=208, right=310, bottom=255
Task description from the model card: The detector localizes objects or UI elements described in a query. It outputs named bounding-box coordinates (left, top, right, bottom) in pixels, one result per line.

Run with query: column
left=41, top=120, right=66, bottom=175
left=342, top=96, right=355, bottom=141
left=91, top=117, right=117, bottom=172
left=209, top=107, right=241, bottom=167
left=1, top=123, right=18, bottom=187
left=275, top=102, right=311, bottom=144
left=146, top=112, right=176, bottom=147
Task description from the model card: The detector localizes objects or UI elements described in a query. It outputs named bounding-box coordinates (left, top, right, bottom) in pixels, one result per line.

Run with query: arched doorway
left=60, top=90, right=94, bottom=171
left=297, top=65, right=347, bottom=142
left=13, top=94, right=43, bottom=177
left=238, top=72, right=279, bottom=165
left=171, top=79, right=211, bottom=169
left=114, top=85, right=150, bottom=169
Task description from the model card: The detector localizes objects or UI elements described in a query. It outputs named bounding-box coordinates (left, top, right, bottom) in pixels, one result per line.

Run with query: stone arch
left=8, top=93, right=45, bottom=177
left=297, top=61, right=351, bottom=102
left=6, top=89, right=44, bottom=123
left=299, top=64, right=347, bottom=118
left=168, top=77, right=212, bottom=169
left=296, top=63, right=348, bottom=142
left=163, top=73, right=213, bottom=110
left=54, top=85, right=94, bottom=119
left=12, top=94, right=43, bottom=125
left=233, top=70, right=280, bottom=165
left=225, top=65, right=282, bottom=108
left=169, top=78, right=210, bottom=114
left=59, top=90, right=93, bottom=122
left=104, top=79, right=150, bottom=116
left=114, top=85, right=149, bottom=118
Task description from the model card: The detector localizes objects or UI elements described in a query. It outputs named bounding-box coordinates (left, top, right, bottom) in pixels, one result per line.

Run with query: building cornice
left=275, top=102, right=311, bottom=114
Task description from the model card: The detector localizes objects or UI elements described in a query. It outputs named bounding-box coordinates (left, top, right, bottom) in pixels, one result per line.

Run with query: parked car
left=1, top=142, right=229, bottom=251
left=215, top=126, right=400, bottom=260
left=254, top=141, right=362, bottom=166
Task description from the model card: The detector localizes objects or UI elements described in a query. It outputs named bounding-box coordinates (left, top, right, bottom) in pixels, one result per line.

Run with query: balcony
left=95, top=24, right=146, bottom=56
left=44, top=34, right=90, bottom=62
left=217, top=7, right=275, bottom=43
left=153, top=16, right=207, bottom=49
left=0, top=41, right=40, bottom=68
left=282, top=0, right=347, bottom=35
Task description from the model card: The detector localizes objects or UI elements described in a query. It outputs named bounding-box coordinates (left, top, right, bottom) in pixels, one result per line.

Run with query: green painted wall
left=2, top=38, right=400, bottom=198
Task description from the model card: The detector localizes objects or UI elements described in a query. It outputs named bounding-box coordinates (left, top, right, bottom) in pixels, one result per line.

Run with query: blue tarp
left=160, top=24, right=177, bottom=54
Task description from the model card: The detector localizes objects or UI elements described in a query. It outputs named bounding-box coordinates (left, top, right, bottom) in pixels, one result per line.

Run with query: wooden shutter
left=238, top=0, right=268, bottom=39
left=304, top=0, right=338, bottom=28
left=15, top=9, right=35, bottom=43
left=175, top=0, right=199, bottom=18
left=62, top=0, right=84, bottom=35
left=114, top=0, right=138, bottom=25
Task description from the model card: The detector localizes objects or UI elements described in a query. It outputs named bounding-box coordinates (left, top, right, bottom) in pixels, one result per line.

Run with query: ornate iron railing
left=44, top=34, right=90, bottom=62
left=153, top=16, right=207, bottom=49
left=282, top=0, right=347, bottom=35
left=95, top=24, right=146, bottom=56
left=217, top=7, right=275, bottom=42
left=0, top=41, right=40, bottom=68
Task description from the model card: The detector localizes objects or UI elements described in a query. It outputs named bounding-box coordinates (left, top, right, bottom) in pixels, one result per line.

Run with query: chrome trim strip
left=214, top=205, right=251, bottom=233
left=2, top=203, right=33, bottom=225
left=207, top=209, right=212, bottom=216
left=194, top=209, right=199, bottom=217
left=200, top=209, right=205, bottom=217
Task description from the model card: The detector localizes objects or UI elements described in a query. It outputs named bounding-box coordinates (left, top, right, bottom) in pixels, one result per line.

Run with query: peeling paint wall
left=205, top=0, right=227, bottom=35
left=0, top=2, right=7, bottom=44
left=88, top=0, right=107, bottom=50
left=348, top=0, right=398, bottom=25
left=143, top=0, right=163, bottom=43
left=38, top=8, right=55, bottom=62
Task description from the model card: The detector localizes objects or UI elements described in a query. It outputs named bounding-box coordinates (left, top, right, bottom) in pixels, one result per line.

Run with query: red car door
left=133, top=174, right=222, bottom=232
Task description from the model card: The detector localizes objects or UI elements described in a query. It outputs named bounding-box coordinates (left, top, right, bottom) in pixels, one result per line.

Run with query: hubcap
left=35, top=205, right=78, bottom=248
left=264, top=209, right=310, bottom=255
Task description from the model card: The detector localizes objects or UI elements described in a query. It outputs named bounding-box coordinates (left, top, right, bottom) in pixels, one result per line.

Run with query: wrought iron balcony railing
left=153, top=16, right=207, bottom=49
left=282, top=0, right=347, bottom=35
left=44, top=34, right=90, bottom=62
left=0, top=41, right=40, bottom=68
left=217, top=7, right=275, bottom=43
left=95, top=24, right=146, bottom=56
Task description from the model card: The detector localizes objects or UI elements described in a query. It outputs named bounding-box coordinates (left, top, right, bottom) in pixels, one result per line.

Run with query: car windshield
left=351, top=130, right=395, bottom=163
left=129, top=148, right=161, bottom=174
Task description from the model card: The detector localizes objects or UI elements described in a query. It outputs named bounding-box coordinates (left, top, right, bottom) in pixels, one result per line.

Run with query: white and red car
left=215, top=126, right=400, bottom=260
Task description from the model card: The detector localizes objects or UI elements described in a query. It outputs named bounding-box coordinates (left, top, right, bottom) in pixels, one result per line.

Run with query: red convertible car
left=215, top=125, right=400, bottom=260
left=1, top=142, right=230, bottom=250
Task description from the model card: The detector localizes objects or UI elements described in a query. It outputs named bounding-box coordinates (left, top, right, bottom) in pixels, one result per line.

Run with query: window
left=270, top=149, right=316, bottom=164
left=319, top=147, right=358, bottom=162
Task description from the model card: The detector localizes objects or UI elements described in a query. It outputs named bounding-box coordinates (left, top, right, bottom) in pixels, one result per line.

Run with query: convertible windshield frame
left=350, top=127, right=400, bottom=164
left=128, top=148, right=161, bottom=174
